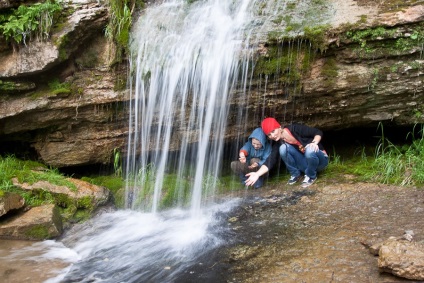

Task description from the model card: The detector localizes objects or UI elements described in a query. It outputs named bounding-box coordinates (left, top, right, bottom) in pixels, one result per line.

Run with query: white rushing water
left=0, top=200, right=240, bottom=283
left=125, top=0, right=259, bottom=213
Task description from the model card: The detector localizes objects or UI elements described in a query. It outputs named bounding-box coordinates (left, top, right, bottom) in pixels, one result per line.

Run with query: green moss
left=303, top=24, right=331, bottom=51
left=0, top=80, right=19, bottom=92
left=72, top=209, right=91, bottom=222
left=59, top=204, right=77, bottom=221
left=254, top=41, right=313, bottom=90
left=25, top=225, right=50, bottom=240
left=114, top=187, right=125, bottom=208
left=53, top=193, right=72, bottom=207
left=81, top=174, right=124, bottom=208
left=55, top=34, right=71, bottom=61
left=159, top=174, right=191, bottom=209
left=48, top=78, right=71, bottom=94
left=77, top=196, right=93, bottom=210
left=81, top=175, right=124, bottom=194
left=358, top=15, right=367, bottom=24
left=321, top=57, right=338, bottom=87
left=344, top=24, right=424, bottom=59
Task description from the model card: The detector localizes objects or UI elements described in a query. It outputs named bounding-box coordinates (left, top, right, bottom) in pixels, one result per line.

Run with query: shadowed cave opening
left=1, top=123, right=420, bottom=178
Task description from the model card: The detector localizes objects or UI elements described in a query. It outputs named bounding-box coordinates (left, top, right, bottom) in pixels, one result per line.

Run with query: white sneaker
left=301, top=175, right=316, bottom=188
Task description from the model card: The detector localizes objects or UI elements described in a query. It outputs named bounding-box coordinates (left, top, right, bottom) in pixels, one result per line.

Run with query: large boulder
left=0, top=192, right=25, bottom=217
left=12, top=176, right=111, bottom=211
left=378, top=237, right=424, bottom=280
left=0, top=204, right=63, bottom=240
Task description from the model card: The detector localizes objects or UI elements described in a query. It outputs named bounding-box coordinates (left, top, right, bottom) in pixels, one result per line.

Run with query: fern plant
left=0, top=0, right=62, bottom=45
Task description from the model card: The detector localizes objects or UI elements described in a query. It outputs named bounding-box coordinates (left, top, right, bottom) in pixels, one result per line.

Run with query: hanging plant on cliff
left=0, top=0, right=63, bottom=46
left=104, top=0, right=140, bottom=62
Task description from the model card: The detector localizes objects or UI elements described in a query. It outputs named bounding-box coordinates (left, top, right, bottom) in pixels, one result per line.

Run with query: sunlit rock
left=0, top=192, right=25, bottom=217
left=378, top=237, right=424, bottom=280
left=0, top=204, right=63, bottom=240
left=11, top=177, right=111, bottom=209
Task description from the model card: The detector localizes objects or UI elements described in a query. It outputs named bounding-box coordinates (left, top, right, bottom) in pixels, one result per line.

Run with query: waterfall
left=125, top=0, right=331, bottom=213
left=126, top=0, right=256, bottom=213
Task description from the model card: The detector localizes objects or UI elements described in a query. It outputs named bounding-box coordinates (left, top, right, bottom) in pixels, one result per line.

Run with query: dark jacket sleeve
left=289, top=124, right=325, bottom=151
left=262, top=141, right=282, bottom=170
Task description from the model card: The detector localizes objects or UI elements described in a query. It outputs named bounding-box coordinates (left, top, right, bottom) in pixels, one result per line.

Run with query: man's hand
left=245, top=172, right=259, bottom=186
left=305, top=142, right=319, bottom=152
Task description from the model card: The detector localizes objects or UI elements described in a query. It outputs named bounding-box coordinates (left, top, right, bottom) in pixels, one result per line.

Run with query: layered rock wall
left=0, top=0, right=423, bottom=167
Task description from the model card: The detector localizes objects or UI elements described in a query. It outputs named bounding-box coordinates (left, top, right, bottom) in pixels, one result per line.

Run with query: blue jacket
left=240, top=128, right=271, bottom=166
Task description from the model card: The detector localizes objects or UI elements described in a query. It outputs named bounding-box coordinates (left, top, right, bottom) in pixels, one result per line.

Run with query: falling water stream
left=0, top=0, right=332, bottom=282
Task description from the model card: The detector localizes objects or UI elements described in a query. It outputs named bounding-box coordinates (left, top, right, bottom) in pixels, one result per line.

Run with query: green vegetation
left=125, top=165, right=190, bottom=209
left=346, top=27, right=395, bottom=48
left=369, top=68, right=379, bottom=90
left=303, top=25, right=331, bottom=51
left=105, top=0, right=135, bottom=62
left=81, top=174, right=125, bottom=207
left=25, top=224, right=50, bottom=239
left=0, top=156, right=76, bottom=191
left=48, top=78, right=71, bottom=95
left=0, top=80, right=24, bottom=93
left=254, top=41, right=312, bottom=89
left=0, top=0, right=62, bottom=45
left=2, top=123, right=424, bottom=217
left=0, top=155, right=76, bottom=205
left=320, top=57, right=338, bottom=87
left=325, top=124, right=424, bottom=187
left=345, top=24, right=424, bottom=58
left=82, top=175, right=124, bottom=194
left=0, top=155, right=116, bottom=223
left=113, top=147, right=123, bottom=177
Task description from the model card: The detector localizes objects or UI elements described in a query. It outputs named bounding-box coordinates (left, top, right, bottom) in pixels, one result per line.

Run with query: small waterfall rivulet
left=0, top=1, right=331, bottom=282
left=125, top=0, right=259, bottom=214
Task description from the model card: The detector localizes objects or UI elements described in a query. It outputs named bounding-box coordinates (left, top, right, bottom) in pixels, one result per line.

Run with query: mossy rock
left=0, top=80, right=36, bottom=95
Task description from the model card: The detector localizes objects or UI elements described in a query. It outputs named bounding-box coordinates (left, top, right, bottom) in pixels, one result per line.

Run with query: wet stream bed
left=178, top=178, right=424, bottom=283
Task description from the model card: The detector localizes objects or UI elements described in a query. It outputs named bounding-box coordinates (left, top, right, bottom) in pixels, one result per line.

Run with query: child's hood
left=248, top=127, right=268, bottom=147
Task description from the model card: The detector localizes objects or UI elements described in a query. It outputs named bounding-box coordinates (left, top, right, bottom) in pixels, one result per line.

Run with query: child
left=230, top=127, right=271, bottom=189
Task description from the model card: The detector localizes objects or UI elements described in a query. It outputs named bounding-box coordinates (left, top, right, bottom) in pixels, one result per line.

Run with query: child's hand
left=248, top=162, right=258, bottom=169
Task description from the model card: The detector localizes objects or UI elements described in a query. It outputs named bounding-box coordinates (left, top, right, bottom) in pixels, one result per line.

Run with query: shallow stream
left=2, top=179, right=424, bottom=282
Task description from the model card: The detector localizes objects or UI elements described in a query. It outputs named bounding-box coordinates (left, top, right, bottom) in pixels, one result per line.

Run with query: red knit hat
left=261, top=117, right=281, bottom=135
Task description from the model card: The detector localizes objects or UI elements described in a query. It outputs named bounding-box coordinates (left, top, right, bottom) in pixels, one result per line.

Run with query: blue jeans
left=279, top=143, right=328, bottom=179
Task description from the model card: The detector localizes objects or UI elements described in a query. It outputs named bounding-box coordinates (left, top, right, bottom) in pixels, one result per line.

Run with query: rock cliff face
left=0, top=0, right=129, bottom=167
left=0, top=0, right=423, bottom=168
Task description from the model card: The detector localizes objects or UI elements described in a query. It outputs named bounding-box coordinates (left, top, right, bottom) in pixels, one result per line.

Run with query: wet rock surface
left=178, top=179, right=424, bottom=283
left=224, top=180, right=424, bottom=282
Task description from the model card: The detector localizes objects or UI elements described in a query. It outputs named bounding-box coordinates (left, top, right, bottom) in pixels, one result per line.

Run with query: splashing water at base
left=0, top=200, right=239, bottom=283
